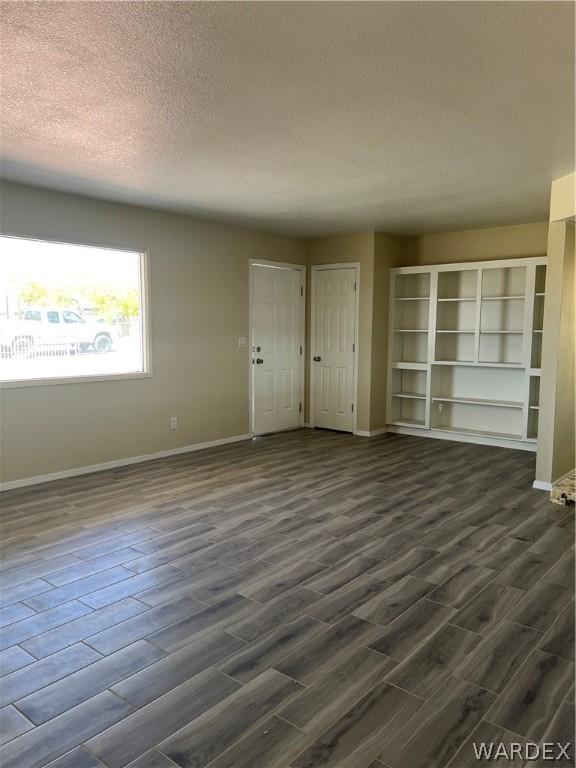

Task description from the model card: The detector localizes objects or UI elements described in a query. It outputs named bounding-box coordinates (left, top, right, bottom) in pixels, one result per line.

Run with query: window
left=0, top=237, right=149, bottom=384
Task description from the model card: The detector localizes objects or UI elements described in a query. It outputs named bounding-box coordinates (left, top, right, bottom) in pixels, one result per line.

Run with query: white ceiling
left=1, top=1, right=574, bottom=236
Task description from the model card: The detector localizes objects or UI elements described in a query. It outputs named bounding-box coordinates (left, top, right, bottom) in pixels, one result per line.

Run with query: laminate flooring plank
left=147, top=593, right=256, bottom=653
left=0, top=705, right=34, bottom=745
left=385, top=623, right=482, bottom=699
left=85, top=668, right=240, bottom=768
left=449, top=581, right=525, bottom=636
left=497, top=551, right=555, bottom=591
left=509, top=580, right=573, bottom=632
left=380, top=676, right=495, bottom=768
left=1, top=643, right=101, bottom=705
left=229, top=587, right=321, bottom=641
left=487, top=650, right=575, bottom=740
left=16, top=640, right=164, bottom=724
left=278, top=647, right=396, bottom=736
left=157, top=669, right=302, bottom=768
left=0, top=690, right=132, bottom=768
left=305, top=575, right=390, bottom=625
left=354, top=576, right=435, bottom=626
left=368, top=599, right=455, bottom=661
left=455, top=620, right=542, bottom=692
left=218, top=615, right=325, bottom=682
left=539, top=601, right=575, bottom=661
left=275, top=615, right=382, bottom=686
left=428, top=564, right=496, bottom=609
left=21, top=597, right=149, bottom=658
left=289, top=681, right=423, bottom=768
left=111, top=630, right=245, bottom=708
left=446, top=720, right=530, bottom=767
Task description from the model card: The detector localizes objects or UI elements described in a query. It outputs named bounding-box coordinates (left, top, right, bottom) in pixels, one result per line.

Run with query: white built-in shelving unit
left=387, top=257, right=546, bottom=450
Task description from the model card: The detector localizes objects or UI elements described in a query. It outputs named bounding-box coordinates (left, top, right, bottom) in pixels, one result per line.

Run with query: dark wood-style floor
left=0, top=429, right=574, bottom=768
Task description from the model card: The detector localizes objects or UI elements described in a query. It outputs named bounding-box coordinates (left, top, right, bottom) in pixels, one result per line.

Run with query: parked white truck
left=0, top=308, right=117, bottom=357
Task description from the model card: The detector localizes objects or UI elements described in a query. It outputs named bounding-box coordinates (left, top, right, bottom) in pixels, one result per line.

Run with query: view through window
left=0, top=237, right=147, bottom=383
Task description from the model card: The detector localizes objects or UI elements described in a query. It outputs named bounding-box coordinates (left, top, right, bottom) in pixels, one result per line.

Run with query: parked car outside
left=0, top=308, right=118, bottom=357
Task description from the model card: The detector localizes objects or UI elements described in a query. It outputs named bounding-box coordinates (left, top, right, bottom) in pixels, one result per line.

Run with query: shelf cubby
left=395, top=272, right=430, bottom=299
left=392, top=369, right=427, bottom=400
left=478, top=332, right=522, bottom=365
left=435, top=332, right=474, bottom=363
left=437, top=300, right=476, bottom=332
left=437, top=269, right=478, bottom=300
left=480, top=298, right=524, bottom=333
left=392, top=330, right=428, bottom=364
left=431, top=400, right=523, bottom=441
left=481, top=265, right=526, bottom=299
left=390, top=395, right=426, bottom=428
left=431, top=364, right=524, bottom=406
left=394, top=300, right=429, bottom=331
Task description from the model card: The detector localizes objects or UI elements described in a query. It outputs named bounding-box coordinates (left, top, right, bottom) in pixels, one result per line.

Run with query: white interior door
left=251, top=262, right=304, bottom=435
left=312, top=266, right=357, bottom=432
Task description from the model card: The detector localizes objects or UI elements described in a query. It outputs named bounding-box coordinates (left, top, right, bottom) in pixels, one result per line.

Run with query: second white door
left=312, top=266, right=357, bottom=432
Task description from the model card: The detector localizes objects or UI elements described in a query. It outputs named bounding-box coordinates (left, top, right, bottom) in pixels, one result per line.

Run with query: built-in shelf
left=395, top=297, right=430, bottom=302
left=437, top=297, right=476, bottom=303
left=392, top=392, right=426, bottom=400
left=480, top=330, right=523, bottom=334
left=390, top=419, right=426, bottom=428
left=389, top=258, right=546, bottom=450
left=392, top=362, right=428, bottom=370
left=432, top=396, right=523, bottom=409
left=481, top=295, right=525, bottom=301
left=434, top=425, right=523, bottom=441
left=433, top=361, right=525, bottom=368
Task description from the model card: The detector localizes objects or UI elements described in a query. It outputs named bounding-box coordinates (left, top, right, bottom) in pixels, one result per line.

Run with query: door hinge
left=299, top=402, right=302, bottom=413
left=351, top=403, right=354, bottom=412
left=353, top=281, right=357, bottom=291
left=300, top=286, right=303, bottom=296
left=352, top=343, right=355, bottom=353
left=300, top=345, right=302, bottom=355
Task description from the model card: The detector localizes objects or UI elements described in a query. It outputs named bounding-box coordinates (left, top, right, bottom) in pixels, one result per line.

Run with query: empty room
left=0, top=2, right=575, bottom=767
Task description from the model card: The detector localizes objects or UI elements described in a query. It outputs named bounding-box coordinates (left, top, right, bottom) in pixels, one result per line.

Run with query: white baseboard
left=387, top=425, right=537, bottom=452
left=303, top=422, right=313, bottom=428
left=533, top=480, right=552, bottom=492
left=355, top=428, right=388, bottom=438
left=0, top=434, right=251, bottom=492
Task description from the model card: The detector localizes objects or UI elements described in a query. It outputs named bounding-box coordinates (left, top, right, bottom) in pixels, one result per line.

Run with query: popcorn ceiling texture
left=0, top=1, right=574, bottom=236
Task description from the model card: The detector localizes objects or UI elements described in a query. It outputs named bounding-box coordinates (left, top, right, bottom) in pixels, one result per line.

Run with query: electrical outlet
left=170, top=416, right=178, bottom=430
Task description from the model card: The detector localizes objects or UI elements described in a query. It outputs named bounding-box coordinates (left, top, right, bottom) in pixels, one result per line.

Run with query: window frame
left=0, top=236, right=152, bottom=388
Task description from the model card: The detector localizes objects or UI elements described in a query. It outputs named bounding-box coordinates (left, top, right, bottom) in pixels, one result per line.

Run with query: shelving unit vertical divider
left=522, top=265, right=537, bottom=440
left=385, top=270, right=397, bottom=430
left=425, top=270, right=438, bottom=428
left=473, top=268, right=483, bottom=364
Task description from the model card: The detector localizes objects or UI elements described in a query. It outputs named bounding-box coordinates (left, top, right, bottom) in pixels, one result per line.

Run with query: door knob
left=255, top=358, right=264, bottom=364
left=313, top=356, right=322, bottom=362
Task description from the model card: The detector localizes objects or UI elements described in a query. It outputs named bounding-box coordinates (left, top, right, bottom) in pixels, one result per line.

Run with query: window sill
left=0, top=371, right=153, bottom=389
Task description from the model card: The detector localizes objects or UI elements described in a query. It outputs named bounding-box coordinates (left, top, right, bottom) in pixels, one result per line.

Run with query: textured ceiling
left=1, top=1, right=574, bottom=236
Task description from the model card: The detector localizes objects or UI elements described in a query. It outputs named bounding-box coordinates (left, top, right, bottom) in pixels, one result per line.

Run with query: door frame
left=248, top=259, right=306, bottom=436
left=310, top=263, right=360, bottom=435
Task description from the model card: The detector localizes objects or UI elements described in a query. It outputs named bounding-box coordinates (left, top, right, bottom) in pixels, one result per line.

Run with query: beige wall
left=550, top=172, right=576, bottom=222
left=305, top=232, right=375, bottom=432
left=0, top=181, right=306, bottom=483
left=536, top=220, right=575, bottom=485
left=401, top=221, right=548, bottom=265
